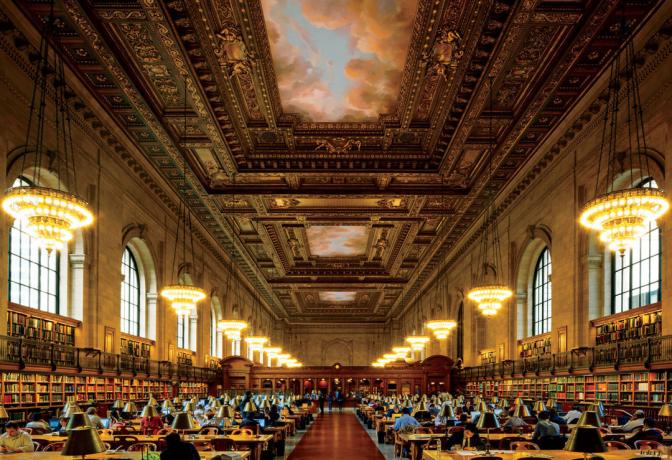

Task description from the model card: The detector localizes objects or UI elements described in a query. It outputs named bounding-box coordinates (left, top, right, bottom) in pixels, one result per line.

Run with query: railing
left=0, top=335, right=219, bottom=382
left=461, top=335, right=672, bottom=380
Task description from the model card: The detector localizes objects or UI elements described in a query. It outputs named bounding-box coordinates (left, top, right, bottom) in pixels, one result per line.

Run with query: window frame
left=177, top=315, right=187, bottom=350
left=611, top=178, right=662, bottom=314
left=8, top=176, right=60, bottom=314
left=120, top=247, right=141, bottom=336
left=532, top=247, right=552, bottom=336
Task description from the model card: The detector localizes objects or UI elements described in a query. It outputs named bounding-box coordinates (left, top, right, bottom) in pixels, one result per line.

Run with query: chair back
left=448, top=426, right=464, bottom=434
left=414, top=427, right=432, bottom=434
left=128, top=442, right=158, bottom=452
left=212, top=438, right=236, bottom=451
left=22, top=428, right=33, bottom=435
left=510, top=441, right=540, bottom=451
left=42, top=442, right=65, bottom=452
left=199, top=426, right=220, bottom=435
left=113, top=435, right=139, bottom=450
left=605, top=441, right=631, bottom=450
left=191, top=440, right=213, bottom=451
left=156, top=428, right=172, bottom=435
left=232, top=428, right=254, bottom=436
left=32, top=441, right=41, bottom=452
left=499, top=436, right=525, bottom=450
left=98, top=429, right=114, bottom=437
left=634, top=440, right=664, bottom=451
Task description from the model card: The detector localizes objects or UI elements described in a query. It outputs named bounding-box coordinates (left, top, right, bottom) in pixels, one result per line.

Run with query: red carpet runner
left=288, top=412, right=385, bottom=459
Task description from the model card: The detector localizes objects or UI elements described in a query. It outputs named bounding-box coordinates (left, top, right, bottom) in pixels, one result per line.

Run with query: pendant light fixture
left=2, top=2, right=93, bottom=250
left=467, top=77, right=512, bottom=316
left=579, top=16, right=668, bottom=253
left=160, top=79, right=206, bottom=316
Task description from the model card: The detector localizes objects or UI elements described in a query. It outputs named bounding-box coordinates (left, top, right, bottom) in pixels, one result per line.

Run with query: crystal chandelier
left=160, top=79, right=206, bottom=315
left=405, top=336, right=430, bottom=351
left=467, top=77, right=512, bottom=316
left=425, top=320, right=457, bottom=339
left=579, top=23, right=668, bottom=253
left=2, top=6, right=93, bottom=250
left=217, top=320, right=248, bottom=340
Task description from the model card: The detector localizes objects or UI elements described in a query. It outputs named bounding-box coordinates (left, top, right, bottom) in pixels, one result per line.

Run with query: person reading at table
left=532, top=411, right=560, bottom=442
left=393, top=407, right=420, bottom=432
left=446, top=423, right=484, bottom=451
left=0, top=422, right=34, bottom=453
left=613, top=409, right=646, bottom=433
left=563, top=405, right=582, bottom=425
left=502, top=410, right=528, bottom=431
left=626, top=418, right=663, bottom=447
left=161, top=432, right=199, bottom=460
left=51, top=416, right=68, bottom=436
left=86, top=407, right=104, bottom=429
left=386, top=405, right=402, bottom=418
left=26, top=412, right=50, bottom=432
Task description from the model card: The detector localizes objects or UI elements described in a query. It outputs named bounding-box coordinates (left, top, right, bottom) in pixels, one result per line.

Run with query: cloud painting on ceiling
left=319, top=291, right=357, bottom=302
left=306, top=225, right=369, bottom=257
left=261, top=0, right=418, bottom=121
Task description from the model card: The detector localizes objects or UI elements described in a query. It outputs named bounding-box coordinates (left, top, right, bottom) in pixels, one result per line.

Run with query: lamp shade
left=473, top=396, right=482, bottom=406
left=243, top=401, right=258, bottom=413
left=112, top=400, right=125, bottom=410
left=477, top=401, right=489, bottom=413
left=546, top=399, right=556, bottom=409
left=0, top=406, right=8, bottom=419
left=439, top=405, right=455, bottom=419
left=65, top=412, right=94, bottom=431
left=589, top=402, right=605, bottom=417
left=564, top=426, right=606, bottom=453
left=513, top=398, right=525, bottom=406
left=491, top=396, right=499, bottom=404
left=123, top=402, right=138, bottom=414
left=513, top=405, right=531, bottom=418
left=533, top=401, right=547, bottom=413
left=659, top=404, right=672, bottom=417
left=498, top=399, right=509, bottom=409
left=416, top=401, right=428, bottom=412
left=147, top=396, right=158, bottom=406
left=576, top=411, right=601, bottom=428
left=217, top=405, right=235, bottom=418
left=476, top=411, right=501, bottom=430
left=171, top=412, right=196, bottom=430
left=162, top=400, right=174, bottom=411
left=173, top=397, right=181, bottom=405
left=183, top=402, right=196, bottom=413
left=141, top=405, right=160, bottom=418
left=62, top=427, right=106, bottom=457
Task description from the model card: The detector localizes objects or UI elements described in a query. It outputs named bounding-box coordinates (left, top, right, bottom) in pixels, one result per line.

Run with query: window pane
left=532, top=248, right=552, bottom=336
left=120, top=248, right=141, bottom=337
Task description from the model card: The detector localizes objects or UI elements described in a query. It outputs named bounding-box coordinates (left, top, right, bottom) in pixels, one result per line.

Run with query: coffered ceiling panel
left=8, top=0, right=666, bottom=322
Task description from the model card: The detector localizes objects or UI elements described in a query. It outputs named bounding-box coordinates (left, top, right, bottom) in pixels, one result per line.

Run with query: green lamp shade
left=659, top=404, right=672, bottom=417
left=162, top=400, right=174, bottom=411
left=476, top=411, right=501, bottom=430
left=243, top=401, right=257, bottom=413
left=546, top=399, right=556, bottom=409
left=123, top=402, right=138, bottom=413
left=513, top=398, right=525, bottom=406
left=513, top=405, right=531, bottom=418
left=498, top=399, right=509, bottom=409
left=64, top=403, right=83, bottom=418
left=172, top=412, right=196, bottom=430
left=217, top=405, right=235, bottom=418
left=62, top=427, right=106, bottom=457
left=0, top=406, right=8, bottom=419
left=147, top=396, right=158, bottom=406
left=183, top=402, right=196, bottom=413
left=533, top=401, right=547, bottom=413
left=491, top=396, right=499, bottom=404
left=477, top=401, right=489, bottom=413
left=173, top=397, right=181, bottom=405
left=439, top=405, right=455, bottom=419
left=576, top=411, right=601, bottom=428
left=565, top=426, right=607, bottom=453
left=589, top=402, right=605, bottom=417
left=141, top=405, right=160, bottom=418
left=112, top=400, right=125, bottom=410
left=66, top=412, right=94, bottom=431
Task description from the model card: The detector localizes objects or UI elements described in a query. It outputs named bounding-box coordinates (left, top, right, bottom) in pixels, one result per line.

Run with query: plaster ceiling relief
left=11, top=0, right=665, bottom=323
left=318, top=291, right=357, bottom=303
left=260, top=0, right=419, bottom=121
left=306, top=225, right=369, bottom=257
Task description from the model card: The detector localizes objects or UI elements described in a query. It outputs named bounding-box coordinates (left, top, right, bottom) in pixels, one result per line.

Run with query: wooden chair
left=22, top=428, right=33, bottom=435
left=499, top=436, right=525, bottom=450
left=102, top=443, right=111, bottom=451
left=231, top=428, right=254, bottom=436
left=605, top=441, right=631, bottom=450
left=212, top=438, right=236, bottom=451
left=191, top=440, right=213, bottom=451
left=156, top=428, right=173, bottom=435
left=510, top=441, right=540, bottom=451
left=199, top=426, right=220, bottom=435
left=113, top=435, right=139, bottom=450
left=32, top=441, right=41, bottom=452
left=471, top=457, right=503, bottom=460
left=448, top=426, right=464, bottom=434
left=128, top=443, right=158, bottom=452
left=414, top=426, right=432, bottom=434
left=634, top=440, right=664, bottom=451
left=98, top=429, right=114, bottom=437
left=42, top=442, right=65, bottom=452
left=393, top=431, right=408, bottom=460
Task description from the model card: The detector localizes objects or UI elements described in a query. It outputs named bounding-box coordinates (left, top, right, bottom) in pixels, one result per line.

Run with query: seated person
left=386, top=405, right=402, bottom=418
left=613, top=410, right=646, bottom=432
left=532, top=411, right=560, bottom=442
left=25, top=412, right=50, bottom=432
left=446, top=423, right=483, bottom=451
left=0, top=422, right=34, bottom=453
left=503, top=410, right=528, bottom=431
left=627, top=418, right=663, bottom=447
left=269, top=405, right=281, bottom=425
left=549, top=409, right=566, bottom=425
left=161, top=432, right=199, bottom=460
left=413, top=409, right=433, bottom=423
left=141, top=412, right=164, bottom=435
left=563, top=405, right=582, bottom=425
left=86, top=407, right=104, bottom=429
left=393, top=407, right=420, bottom=432
left=52, top=417, right=68, bottom=436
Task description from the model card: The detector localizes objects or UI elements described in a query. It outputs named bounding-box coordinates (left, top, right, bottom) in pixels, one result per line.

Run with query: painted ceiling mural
left=261, top=0, right=419, bottom=121
left=7, top=0, right=668, bottom=322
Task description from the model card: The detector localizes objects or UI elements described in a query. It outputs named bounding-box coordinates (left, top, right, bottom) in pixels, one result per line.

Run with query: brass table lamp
left=565, top=426, right=607, bottom=460
left=61, top=427, right=106, bottom=459
left=576, top=411, right=601, bottom=428
left=65, top=412, right=94, bottom=431
left=476, top=411, right=500, bottom=455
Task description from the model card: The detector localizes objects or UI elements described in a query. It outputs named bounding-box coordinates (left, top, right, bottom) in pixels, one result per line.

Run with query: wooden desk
left=423, top=450, right=647, bottom=460
left=399, top=433, right=446, bottom=460
left=2, top=452, right=249, bottom=459
left=224, top=434, right=273, bottom=460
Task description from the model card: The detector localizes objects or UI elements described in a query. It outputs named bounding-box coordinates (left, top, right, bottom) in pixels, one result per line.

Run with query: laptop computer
left=254, top=418, right=266, bottom=428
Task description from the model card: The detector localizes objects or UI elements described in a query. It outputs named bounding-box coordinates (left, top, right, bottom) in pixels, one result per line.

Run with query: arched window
left=456, top=302, right=464, bottom=360
left=210, top=307, right=217, bottom=357
left=532, top=248, right=552, bottom=335
left=612, top=178, right=661, bottom=313
left=8, top=177, right=59, bottom=314
left=120, top=247, right=141, bottom=336
left=177, top=315, right=188, bottom=349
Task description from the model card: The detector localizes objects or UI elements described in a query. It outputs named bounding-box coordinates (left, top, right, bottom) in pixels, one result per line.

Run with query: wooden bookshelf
left=480, top=349, right=496, bottom=365
left=179, top=382, right=208, bottom=400
left=7, top=304, right=79, bottom=346
left=464, top=370, right=671, bottom=408
left=592, top=304, right=661, bottom=345
left=177, top=350, right=194, bottom=366
left=518, top=334, right=552, bottom=358
left=120, top=335, right=152, bottom=359
left=0, top=371, right=173, bottom=422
